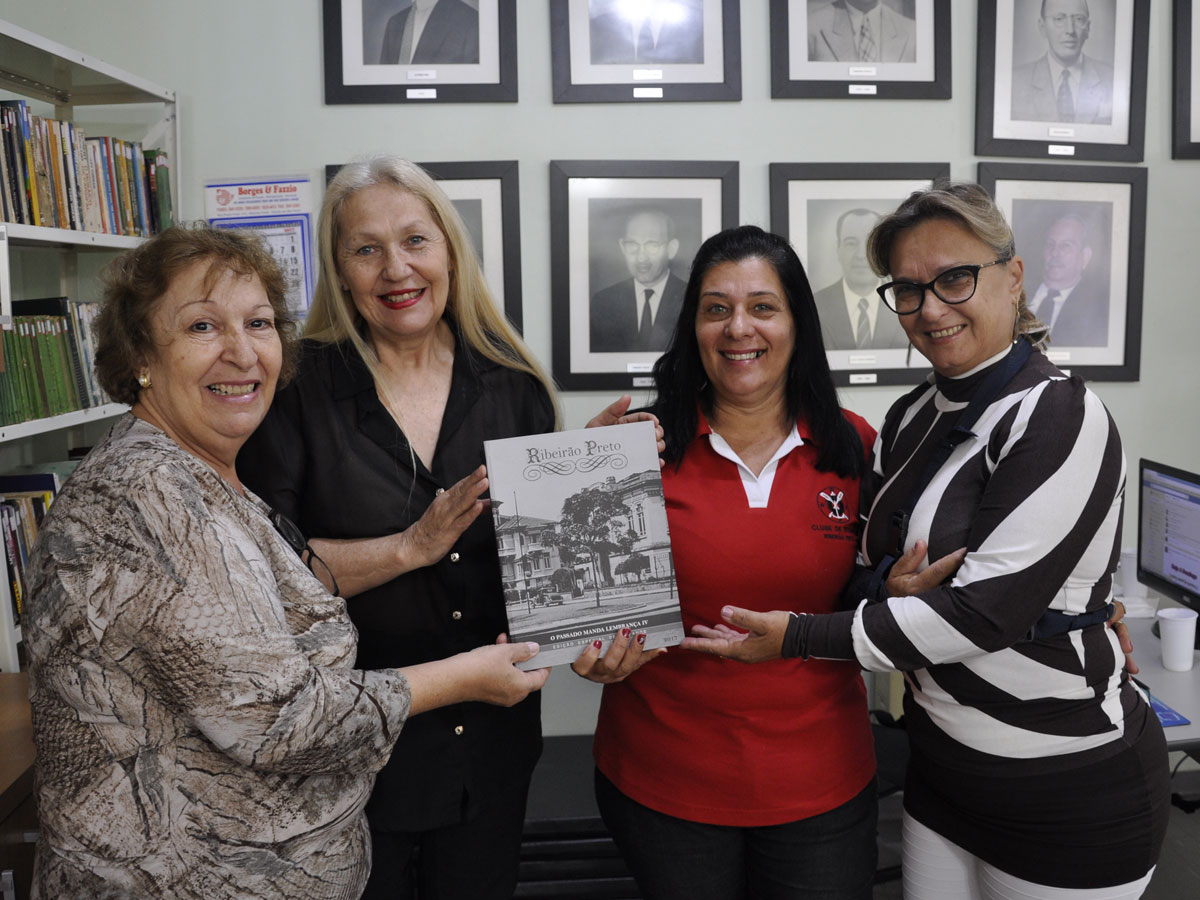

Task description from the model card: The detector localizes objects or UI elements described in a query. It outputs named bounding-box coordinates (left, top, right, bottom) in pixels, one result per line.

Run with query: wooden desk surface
left=0, top=672, right=34, bottom=822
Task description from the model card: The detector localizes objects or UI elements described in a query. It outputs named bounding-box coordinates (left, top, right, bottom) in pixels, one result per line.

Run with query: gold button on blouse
left=449, top=552, right=461, bottom=563
left=454, top=725, right=464, bottom=736
left=451, top=610, right=462, bottom=620
left=435, top=487, right=445, bottom=496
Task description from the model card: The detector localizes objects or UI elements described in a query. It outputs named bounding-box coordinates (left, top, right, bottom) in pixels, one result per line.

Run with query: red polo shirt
left=593, top=412, right=877, bottom=826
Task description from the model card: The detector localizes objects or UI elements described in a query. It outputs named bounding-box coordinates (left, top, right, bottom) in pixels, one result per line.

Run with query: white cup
left=1116, top=548, right=1147, bottom=599
left=1156, top=607, right=1198, bottom=672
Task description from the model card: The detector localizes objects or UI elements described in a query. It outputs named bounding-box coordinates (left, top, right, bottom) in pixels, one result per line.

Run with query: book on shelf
left=0, top=492, right=49, bottom=627
left=35, top=116, right=60, bottom=228
left=147, top=147, right=174, bottom=231
left=0, top=297, right=110, bottom=425
left=13, top=297, right=91, bottom=410
left=72, top=124, right=102, bottom=234
left=55, top=120, right=80, bottom=231
left=1, top=503, right=26, bottom=627
left=99, top=136, right=118, bottom=233
left=483, top=421, right=683, bottom=669
left=85, top=139, right=109, bottom=233
left=0, top=469, right=72, bottom=628
left=131, top=143, right=150, bottom=236
left=0, top=101, right=39, bottom=226
left=0, top=99, right=171, bottom=236
left=114, top=139, right=132, bottom=235
left=0, top=111, right=12, bottom=224
left=71, top=301, right=109, bottom=407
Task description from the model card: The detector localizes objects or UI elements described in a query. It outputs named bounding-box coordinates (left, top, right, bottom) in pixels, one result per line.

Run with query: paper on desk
left=1148, top=694, right=1191, bottom=728
left=1116, top=593, right=1158, bottom=618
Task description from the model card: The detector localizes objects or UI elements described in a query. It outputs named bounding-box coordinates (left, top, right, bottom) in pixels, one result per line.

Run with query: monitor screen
left=1137, top=458, right=1200, bottom=614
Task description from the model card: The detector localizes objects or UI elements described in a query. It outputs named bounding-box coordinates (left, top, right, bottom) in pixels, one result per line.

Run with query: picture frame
left=550, top=159, right=738, bottom=391
left=1174, top=0, right=1200, bottom=159
left=979, top=161, right=1145, bottom=382
left=769, top=0, right=952, bottom=100
left=549, top=0, right=741, bottom=103
left=768, top=161, right=949, bottom=386
left=323, top=0, right=517, bottom=104
left=324, top=160, right=525, bottom=330
left=975, top=0, right=1149, bottom=162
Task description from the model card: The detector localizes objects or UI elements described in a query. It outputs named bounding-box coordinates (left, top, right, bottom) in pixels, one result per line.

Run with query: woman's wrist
left=780, top=610, right=857, bottom=660
left=781, top=613, right=809, bottom=659
left=393, top=528, right=428, bottom=574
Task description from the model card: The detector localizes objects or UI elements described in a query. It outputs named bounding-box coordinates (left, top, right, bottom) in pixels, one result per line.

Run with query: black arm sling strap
left=865, top=337, right=1111, bottom=639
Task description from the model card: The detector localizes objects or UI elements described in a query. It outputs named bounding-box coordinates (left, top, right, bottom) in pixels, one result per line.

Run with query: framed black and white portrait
left=550, top=160, right=738, bottom=391
left=975, top=0, right=1149, bottom=161
left=324, top=160, right=524, bottom=329
left=770, top=0, right=951, bottom=99
left=323, top=0, right=517, bottom=103
left=550, top=0, right=741, bottom=103
left=979, top=162, right=1145, bottom=381
left=769, top=162, right=949, bottom=386
left=1174, top=0, right=1200, bottom=159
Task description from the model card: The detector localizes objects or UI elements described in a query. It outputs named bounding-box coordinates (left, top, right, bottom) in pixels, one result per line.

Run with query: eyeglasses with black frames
left=877, top=257, right=1012, bottom=315
left=269, top=508, right=340, bottom=597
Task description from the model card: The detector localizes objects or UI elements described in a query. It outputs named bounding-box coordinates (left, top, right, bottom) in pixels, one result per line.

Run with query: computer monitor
left=1138, top=458, right=1200, bottom=648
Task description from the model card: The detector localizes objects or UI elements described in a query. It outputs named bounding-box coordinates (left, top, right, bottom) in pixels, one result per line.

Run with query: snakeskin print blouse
left=24, top=415, right=412, bottom=899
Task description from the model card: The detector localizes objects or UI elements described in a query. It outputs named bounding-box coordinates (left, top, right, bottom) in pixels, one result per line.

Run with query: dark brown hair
left=650, top=225, right=864, bottom=477
left=94, top=225, right=298, bottom=404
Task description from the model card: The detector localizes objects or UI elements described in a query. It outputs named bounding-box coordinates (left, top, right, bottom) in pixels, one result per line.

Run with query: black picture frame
left=1174, top=0, right=1200, bottom=159
left=323, top=0, right=517, bottom=104
left=979, top=161, right=1145, bottom=382
left=769, top=0, right=952, bottom=100
left=975, top=0, right=1149, bottom=162
left=549, top=0, right=741, bottom=103
left=768, top=161, right=949, bottom=387
left=550, top=159, right=739, bottom=391
left=324, top=160, right=525, bottom=331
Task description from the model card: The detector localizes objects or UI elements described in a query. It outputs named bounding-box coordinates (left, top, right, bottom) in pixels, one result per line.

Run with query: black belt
left=1028, top=603, right=1115, bottom=641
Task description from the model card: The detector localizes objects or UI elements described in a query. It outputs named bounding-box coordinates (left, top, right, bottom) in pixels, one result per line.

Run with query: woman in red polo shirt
left=574, top=225, right=882, bottom=899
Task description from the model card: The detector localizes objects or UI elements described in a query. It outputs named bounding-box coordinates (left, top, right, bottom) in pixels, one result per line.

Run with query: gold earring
left=137, top=373, right=152, bottom=389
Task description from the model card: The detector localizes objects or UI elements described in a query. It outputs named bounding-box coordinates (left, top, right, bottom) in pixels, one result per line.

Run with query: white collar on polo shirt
left=706, top=424, right=805, bottom=509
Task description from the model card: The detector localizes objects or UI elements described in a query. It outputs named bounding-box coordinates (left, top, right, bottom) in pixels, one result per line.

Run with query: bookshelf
left=0, top=19, right=177, bottom=672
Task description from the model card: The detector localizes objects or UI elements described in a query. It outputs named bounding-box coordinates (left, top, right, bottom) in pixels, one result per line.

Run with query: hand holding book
left=571, top=626, right=667, bottom=683
left=484, top=421, right=683, bottom=668
left=586, top=394, right=666, bottom=467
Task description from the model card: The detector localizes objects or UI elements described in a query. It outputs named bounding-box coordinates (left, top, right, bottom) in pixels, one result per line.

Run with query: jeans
left=595, top=769, right=878, bottom=900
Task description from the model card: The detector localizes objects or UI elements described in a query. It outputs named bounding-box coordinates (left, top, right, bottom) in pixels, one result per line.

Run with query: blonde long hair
left=867, top=180, right=1050, bottom=350
left=308, top=156, right=559, bottom=423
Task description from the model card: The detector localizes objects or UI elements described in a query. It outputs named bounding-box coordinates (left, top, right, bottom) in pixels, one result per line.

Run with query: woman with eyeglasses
left=686, top=183, right=1169, bottom=900
left=22, top=226, right=549, bottom=900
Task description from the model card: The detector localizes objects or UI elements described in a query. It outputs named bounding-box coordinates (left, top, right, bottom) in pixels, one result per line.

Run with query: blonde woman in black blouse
left=239, top=156, right=653, bottom=900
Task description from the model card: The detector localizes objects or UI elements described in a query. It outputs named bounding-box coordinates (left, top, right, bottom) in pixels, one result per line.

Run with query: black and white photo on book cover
left=483, top=421, right=683, bottom=668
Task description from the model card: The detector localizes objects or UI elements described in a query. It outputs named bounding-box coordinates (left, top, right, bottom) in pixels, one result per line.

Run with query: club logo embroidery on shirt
left=817, top=487, right=850, bottom=521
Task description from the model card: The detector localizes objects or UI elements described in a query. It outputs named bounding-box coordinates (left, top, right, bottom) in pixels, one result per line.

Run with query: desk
left=0, top=672, right=35, bottom=900
left=1126, top=617, right=1200, bottom=752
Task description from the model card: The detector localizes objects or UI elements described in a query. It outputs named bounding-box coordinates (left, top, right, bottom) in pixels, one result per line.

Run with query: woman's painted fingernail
left=636, top=633, right=646, bottom=646
left=621, top=628, right=632, bottom=638
left=593, top=640, right=603, bottom=649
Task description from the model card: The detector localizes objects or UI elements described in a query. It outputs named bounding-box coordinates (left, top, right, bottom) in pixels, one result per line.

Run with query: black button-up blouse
left=239, top=334, right=555, bottom=831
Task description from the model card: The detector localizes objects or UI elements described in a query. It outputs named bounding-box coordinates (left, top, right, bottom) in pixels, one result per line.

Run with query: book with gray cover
left=484, top=421, right=683, bottom=668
